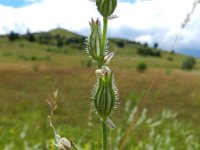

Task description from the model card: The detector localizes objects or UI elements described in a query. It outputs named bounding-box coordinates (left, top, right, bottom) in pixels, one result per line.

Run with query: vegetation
left=0, top=11, right=200, bottom=150
left=136, top=62, right=147, bottom=72
left=153, top=42, right=159, bottom=49
left=68, top=1, right=121, bottom=149
left=25, top=30, right=36, bottom=42
left=137, top=47, right=161, bottom=57
left=182, top=56, right=196, bottom=70
left=0, top=28, right=200, bottom=149
left=8, top=31, right=20, bottom=42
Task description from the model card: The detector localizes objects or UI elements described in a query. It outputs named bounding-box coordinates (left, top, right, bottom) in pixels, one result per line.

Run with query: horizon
left=2, top=27, right=200, bottom=58
left=0, top=0, right=200, bottom=57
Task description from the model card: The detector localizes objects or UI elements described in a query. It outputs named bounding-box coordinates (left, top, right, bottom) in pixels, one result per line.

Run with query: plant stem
left=99, top=17, right=108, bottom=68
left=102, top=119, right=108, bottom=150
left=100, top=17, right=108, bottom=149
left=97, top=17, right=109, bottom=150
left=101, top=17, right=108, bottom=52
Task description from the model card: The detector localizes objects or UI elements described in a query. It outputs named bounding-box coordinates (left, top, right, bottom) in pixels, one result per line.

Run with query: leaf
left=106, top=118, right=116, bottom=129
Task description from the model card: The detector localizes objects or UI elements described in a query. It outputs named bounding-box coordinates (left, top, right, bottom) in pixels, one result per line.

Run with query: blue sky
left=0, top=0, right=43, bottom=7
left=0, top=0, right=29, bottom=7
left=0, top=0, right=136, bottom=7
left=0, top=0, right=200, bottom=57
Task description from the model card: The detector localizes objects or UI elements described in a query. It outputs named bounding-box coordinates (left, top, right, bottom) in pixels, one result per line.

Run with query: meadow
left=0, top=29, right=200, bottom=149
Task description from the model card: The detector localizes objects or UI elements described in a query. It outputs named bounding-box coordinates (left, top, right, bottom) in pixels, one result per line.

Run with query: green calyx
left=87, top=18, right=102, bottom=62
left=96, top=0, right=117, bottom=17
left=93, top=66, right=118, bottom=118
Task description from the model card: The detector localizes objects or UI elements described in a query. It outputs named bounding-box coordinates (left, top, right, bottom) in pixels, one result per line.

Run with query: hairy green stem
left=100, top=17, right=109, bottom=150
left=102, top=119, right=108, bottom=150
left=101, top=17, right=108, bottom=55
left=98, top=17, right=108, bottom=69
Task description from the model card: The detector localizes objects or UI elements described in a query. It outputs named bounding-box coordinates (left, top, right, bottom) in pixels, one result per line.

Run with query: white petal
left=104, top=52, right=114, bottom=65
left=60, top=138, right=72, bottom=149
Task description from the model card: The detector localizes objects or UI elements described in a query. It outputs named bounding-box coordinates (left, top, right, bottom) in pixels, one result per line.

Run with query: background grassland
left=0, top=29, right=200, bottom=149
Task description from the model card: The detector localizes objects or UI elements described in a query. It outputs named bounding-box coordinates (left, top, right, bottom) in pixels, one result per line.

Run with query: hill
left=0, top=28, right=200, bottom=149
left=1, top=28, right=199, bottom=70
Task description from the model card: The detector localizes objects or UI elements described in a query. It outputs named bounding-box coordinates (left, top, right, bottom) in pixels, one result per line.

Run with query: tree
left=137, top=47, right=161, bottom=57
left=8, top=31, right=20, bottom=41
left=153, top=42, right=159, bottom=49
left=115, top=40, right=125, bottom=48
left=144, top=42, right=148, bottom=47
left=182, top=57, right=196, bottom=70
left=26, top=29, right=35, bottom=42
left=57, top=37, right=64, bottom=48
left=170, top=50, right=175, bottom=54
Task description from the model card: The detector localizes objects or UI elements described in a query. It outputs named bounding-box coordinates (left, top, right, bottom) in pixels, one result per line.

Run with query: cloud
left=135, top=35, right=153, bottom=44
left=0, top=0, right=200, bottom=56
left=0, top=0, right=98, bottom=33
left=113, top=0, right=200, bottom=54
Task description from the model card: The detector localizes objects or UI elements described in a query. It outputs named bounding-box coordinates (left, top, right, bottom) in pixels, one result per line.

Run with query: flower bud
left=86, top=18, right=101, bottom=62
left=48, top=116, right=72, bottom=150
left=92, top=67, right=118, bottom=118
left=96, top=0, right=117, bottom=17
left=59, top=138, right=72, bottom=150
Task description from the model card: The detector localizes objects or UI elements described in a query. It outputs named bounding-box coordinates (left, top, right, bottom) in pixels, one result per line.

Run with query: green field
left=0, top=29, right=200, bottom=149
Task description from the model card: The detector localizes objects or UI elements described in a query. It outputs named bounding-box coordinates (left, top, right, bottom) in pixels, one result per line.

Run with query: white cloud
left=0, top=0, right=99, bottom=34
left=0, top=0, right=200, bottom=56
left=135, top=34, right=153, bottom=43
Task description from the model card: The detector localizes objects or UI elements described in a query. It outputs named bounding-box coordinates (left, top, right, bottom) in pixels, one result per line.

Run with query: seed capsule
left=92, top=67, right=118, bottom=118
left=86, top=18, right=102, bottom=62
left=96, top=0, right=117, bottom=17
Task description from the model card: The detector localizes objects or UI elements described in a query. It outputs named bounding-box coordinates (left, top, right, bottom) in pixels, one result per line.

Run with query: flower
left=86, top=18, right=102, bottom=62
left=92, top=66, right=118, bottom=118
left=55, top=137, right=72, bottom=150
left=48, top=116, right=72, bottom=150
left=96, top=0, right=117, bottom=17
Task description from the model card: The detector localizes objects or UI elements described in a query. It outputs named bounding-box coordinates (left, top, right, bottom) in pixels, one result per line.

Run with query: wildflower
left=96, top=0, right=117, bottom=17
left=56, top=137, right=72, bottom=150
left=86, top=18, right=102, bottom=62
left=48, top=116, right=72, bottom=150
left=93, top=66, right=118, bottom=118
left=95, top=66, right=111, bottom=77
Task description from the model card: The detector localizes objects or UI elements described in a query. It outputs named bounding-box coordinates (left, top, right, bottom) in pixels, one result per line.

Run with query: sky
left=0, top=0, right=200, bottom=56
